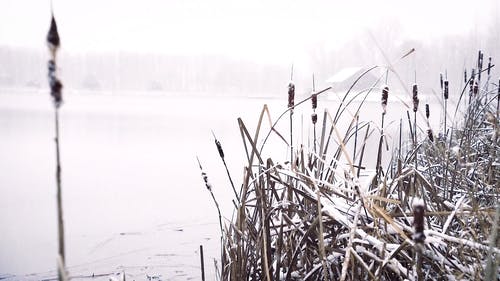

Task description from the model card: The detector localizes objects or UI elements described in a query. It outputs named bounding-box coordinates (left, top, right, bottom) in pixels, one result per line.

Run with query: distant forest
left=1, top=27, right=498, bottom=97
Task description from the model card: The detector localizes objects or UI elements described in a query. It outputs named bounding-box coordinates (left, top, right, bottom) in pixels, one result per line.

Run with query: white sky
left=0, top=0, right=497, bottom=64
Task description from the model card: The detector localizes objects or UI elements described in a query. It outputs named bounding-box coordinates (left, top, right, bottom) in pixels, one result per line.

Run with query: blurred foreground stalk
left=47, top=12, right=67, bottom=280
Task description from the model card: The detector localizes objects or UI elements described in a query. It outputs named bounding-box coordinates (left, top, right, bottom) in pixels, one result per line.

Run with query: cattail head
left=51, top=77, right=63, bottom=107
left=427, top=128, right=434, bottom=142
left=464, top=69, right=467, bottom=84
left=288, top=81, right=295, bottom=108
left=381, top=85, right=389, bottom=114
left=47, top=15, right=60, bottom=57
left=443, top=80, right=449, bottom=100
left=311, top=113, right=317, bottom=124
left=425, top=103, right=430, bottom=119
left=47, top=15, right=63, bottom=108
left=215, top=139, right=224, bottom=159
left=440, top=73, right=443, bottom=90
left=197, top=157, right=212, bottom=191
left=478, top=51, right=484, bottom=82
left=48, top=59, right=63, bottom=108
left=412, top=198, right=426, bottom=244
left=201, top=171, right=212, bottom=191
left=487, top=57, right=492, bottom=76
left=478, top=50, right=483, bottom=69
left=412, top=84, right=419, bottom=112
left=473, top=80, right=478, bottom=96
left=311, top=93, right=317, bottom=110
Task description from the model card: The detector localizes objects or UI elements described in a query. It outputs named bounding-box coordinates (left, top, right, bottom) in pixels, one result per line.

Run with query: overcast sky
left=0, top=0, right=497, bottom=65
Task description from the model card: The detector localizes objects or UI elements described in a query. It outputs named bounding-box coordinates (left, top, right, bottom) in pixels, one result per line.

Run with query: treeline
left=0, top=27, right=498, bottom=97
left=0, top=47, right=290, bottom=96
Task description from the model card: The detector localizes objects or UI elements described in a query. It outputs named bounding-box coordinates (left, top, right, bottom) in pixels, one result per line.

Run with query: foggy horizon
left=1, top=0, right=499, bottom=96
left=1, top=0, right=498, bottom=61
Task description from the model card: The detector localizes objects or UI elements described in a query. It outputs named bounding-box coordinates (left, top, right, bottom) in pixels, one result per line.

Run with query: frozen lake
left=0, top=88, right=441, bottom=280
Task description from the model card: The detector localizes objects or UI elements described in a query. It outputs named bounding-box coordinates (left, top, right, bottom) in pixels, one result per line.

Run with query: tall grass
left=210, top=52, right=499, bottom=280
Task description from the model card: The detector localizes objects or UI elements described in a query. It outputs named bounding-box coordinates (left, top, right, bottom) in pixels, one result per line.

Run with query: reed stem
left=55, top=108, right=65, bottom=266
left=200, top=245, right=206, bottom=281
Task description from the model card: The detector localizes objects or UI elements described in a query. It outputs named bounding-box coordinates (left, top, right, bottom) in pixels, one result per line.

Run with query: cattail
left=412, top=198, right=426, bottom=243
left=311, top=93, right=317, bottom=110
left=425, top=104, right=430, bottom=119
left=288, top=81, right=295, bottom=108
left=48, top=60, right=63, bottom=107
left=477, top=50, right=482, bottom=69
left=47, top=13, right=66, bottom=280
left=487, top=57, right=492, bottom=76
left=381, top=85, right=389, bottom=114
left=311, top=92, right=318, bottom=124
left=197, top=157, right=212, bottom=191
left=478, top=50, right=483, bottom=82
left=464, top=69, right=467, bottom=84
left=47, top=15, right=63, bottom=108
left=212, top=132, right=238, bottom=202
left=215, top=138, right=224, bottom=159
left=201, top=171, right=212, bottom=190
left=443, top=80, right=449, bottom=100
left=412, top=84, right=419, bottom=112
left=427, top=128, right=434, bottom=142
left=473, top=80, right=478, bottom=96
left=440, top=73, right=443, bottom=90
left=47, top=15, right=60, bottom=57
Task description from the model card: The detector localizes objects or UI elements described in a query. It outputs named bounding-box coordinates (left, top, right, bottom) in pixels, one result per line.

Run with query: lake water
left=0, top=88, right=441, bottom=280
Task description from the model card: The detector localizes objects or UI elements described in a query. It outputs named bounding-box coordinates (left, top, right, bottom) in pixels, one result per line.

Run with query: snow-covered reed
left=211, top=52, right=499, bottom=280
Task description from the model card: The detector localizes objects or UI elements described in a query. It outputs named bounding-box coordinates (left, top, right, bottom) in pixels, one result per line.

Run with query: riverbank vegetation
left=207, top=52, right=500, bottom=280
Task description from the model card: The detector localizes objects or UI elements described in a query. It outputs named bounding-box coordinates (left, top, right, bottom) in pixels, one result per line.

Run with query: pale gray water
left=0, top=88, right=441, bottom=280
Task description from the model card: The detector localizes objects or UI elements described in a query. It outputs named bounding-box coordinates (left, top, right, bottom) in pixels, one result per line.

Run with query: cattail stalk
left=212, top=132, right=239, bottom=203
left=354, top=114, right=359, bottom=161
left=478, top=50, right=483, bottom=83
left=497, top=78, right=499, bottom=121
left=287, top=80, right=295, bottom=205
left=47, top=13, right=66, bottom=280
left=412, top=84, right=419, bottom=145
left=412, top=83, right=419, bottom=202
left=443, top=80, right=449, bottom=138
left=196, top=157, right=223, bottom=275
left=197, top=157, right=222, bottom=234
left=311, top=74, right=317, bottom=154
left=200, top=245, right=206, bottom=281
left=376, top=85, right=389, bottom=180
left=288, top=80, right=295, bottom=162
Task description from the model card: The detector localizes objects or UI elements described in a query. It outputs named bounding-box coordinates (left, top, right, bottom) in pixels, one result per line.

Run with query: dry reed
left=212, top=55, right=499, bottom=280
